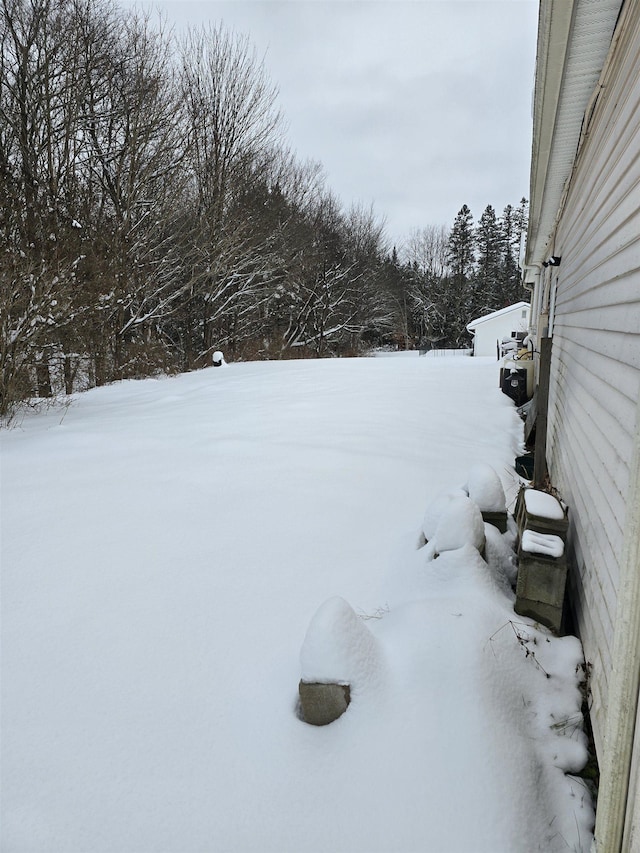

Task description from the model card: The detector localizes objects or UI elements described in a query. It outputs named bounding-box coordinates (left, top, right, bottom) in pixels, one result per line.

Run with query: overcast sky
left=120, top=0, right=539, bottom=246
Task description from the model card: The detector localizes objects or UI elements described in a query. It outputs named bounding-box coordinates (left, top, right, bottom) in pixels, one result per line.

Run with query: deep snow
left=1, top=355, right=593, bottom=852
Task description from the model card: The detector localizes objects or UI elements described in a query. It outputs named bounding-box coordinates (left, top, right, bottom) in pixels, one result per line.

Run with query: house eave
left=525, top=0, right=624, bottom=269
left=466, top=302, right=530, bottom=332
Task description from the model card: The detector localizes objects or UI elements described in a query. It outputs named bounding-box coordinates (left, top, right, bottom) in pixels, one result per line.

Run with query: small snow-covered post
left=298, top=596, right=381, bottom=726
left=212, top=350, right=225, bottom=367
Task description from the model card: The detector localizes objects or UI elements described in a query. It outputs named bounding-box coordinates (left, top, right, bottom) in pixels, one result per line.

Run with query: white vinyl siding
left=544, top=4, right=640, bottom=759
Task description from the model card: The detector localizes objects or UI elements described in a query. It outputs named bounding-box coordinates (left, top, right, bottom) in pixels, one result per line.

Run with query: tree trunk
left=35, top=354, right=52, bottom=398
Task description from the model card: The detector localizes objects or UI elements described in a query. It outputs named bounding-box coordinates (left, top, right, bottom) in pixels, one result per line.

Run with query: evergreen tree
left=446, top=205, right=475, bottom=345
left=448, top=205, right=475, bottom=285
left=499, top=198, right=529, bottom=305
left=498, top=204, right=520, bottom=306
left=474, top=204, right=503, bottom=314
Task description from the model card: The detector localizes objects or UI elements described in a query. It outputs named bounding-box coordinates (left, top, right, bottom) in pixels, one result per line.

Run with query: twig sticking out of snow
left=357, top=604, right=390, bottom=621
left=487, top=620, right=550, bottom=678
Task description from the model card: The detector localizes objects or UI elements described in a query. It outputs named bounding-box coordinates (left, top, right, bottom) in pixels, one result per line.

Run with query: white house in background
left=465, top=302, right=530, bottom=358
left=524, top=1, right=640, bottom=850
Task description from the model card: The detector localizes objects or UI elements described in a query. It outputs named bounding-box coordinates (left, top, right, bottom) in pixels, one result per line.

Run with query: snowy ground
left=1, top=355, right=594, bottom=853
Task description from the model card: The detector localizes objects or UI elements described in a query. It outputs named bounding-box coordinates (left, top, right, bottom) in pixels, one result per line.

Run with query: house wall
left=472, top=308, right=529, bottom=357
left=543, top=1, right=640, bottom=761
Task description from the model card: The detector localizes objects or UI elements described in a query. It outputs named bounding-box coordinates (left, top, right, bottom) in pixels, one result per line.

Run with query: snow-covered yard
left=1, top=355, right=593, bottom=852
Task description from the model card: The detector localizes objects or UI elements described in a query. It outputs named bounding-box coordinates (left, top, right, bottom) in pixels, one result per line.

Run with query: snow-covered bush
left=431, top=494, right=485, bottom=555
left=421, top=487, right=468, bottom=543
left=466, top=463, right=506, bottom=512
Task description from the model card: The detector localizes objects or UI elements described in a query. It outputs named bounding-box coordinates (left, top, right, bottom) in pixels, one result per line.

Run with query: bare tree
left=0, top=0, right=89, bottom=399
left=401, top=225, right=449, bottom=279
left=180, top=23, right=283, bottom=229
left=0, top=0, right=409, bottom=411
left=0, top=246, right=82, bottom=417
left=75, top=3, right=187, bottom=376
left=398, top=225, right=453, bottom=347
left=176, top=23, right=284, bottom=363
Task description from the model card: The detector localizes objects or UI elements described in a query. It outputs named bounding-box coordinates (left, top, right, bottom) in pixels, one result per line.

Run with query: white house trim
left=525, top=0, right=623, bottom=274
left=596, top=390, right=640, bottom=852
left=525, top=1, right=640, bottom=850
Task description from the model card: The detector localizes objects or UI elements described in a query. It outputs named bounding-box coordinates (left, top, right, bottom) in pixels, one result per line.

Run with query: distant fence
left=420, top=348, right=473, bottom=358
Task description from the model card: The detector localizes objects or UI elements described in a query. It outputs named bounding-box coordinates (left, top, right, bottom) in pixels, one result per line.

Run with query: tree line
left=397, top=200, right=529, bottom=350
left=0, top=0, right=528, bottom=418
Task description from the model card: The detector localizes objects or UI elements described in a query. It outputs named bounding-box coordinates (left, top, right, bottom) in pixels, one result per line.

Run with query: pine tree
left=448, top=205, right=475, bottom=285
left=474, top=205, right=503, bottom=314
left=499, top=198, right=529, bottom=305
left=498, top=204, right=520, bottom=306
left=446, top=205, right=475, bottom=345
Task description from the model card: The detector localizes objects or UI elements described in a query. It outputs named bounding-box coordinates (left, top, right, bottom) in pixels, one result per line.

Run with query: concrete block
left=515, top=487, right=569, bottom=541
left=298, top=681, right=350, bottom=726
left=514, top=597, right=563, bottom=634
left=516, top=550, right=568, bottom=606
left=481, top=510, right=508, bottom=533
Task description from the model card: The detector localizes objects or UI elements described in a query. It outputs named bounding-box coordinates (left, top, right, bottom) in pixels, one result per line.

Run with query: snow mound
left=483, top=522, right=517, bottom=589
left=483, top=622, right=594, bottom=850
left=300, top=596, right=382, bottom=688
left=432, top=494, right=485, bottom=554
left=421, top=487, right=468, bottom=542
left=466, top=462, right=506, bottom=512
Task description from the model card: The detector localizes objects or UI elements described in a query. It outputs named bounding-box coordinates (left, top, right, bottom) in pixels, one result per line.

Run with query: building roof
left=524, top=0, right=624, bottom=281
left=466, top=302, right=530, bottom=332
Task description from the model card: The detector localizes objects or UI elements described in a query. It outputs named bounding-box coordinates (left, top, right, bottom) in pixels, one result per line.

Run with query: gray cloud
left=121, top=0, right=538, bottom=243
